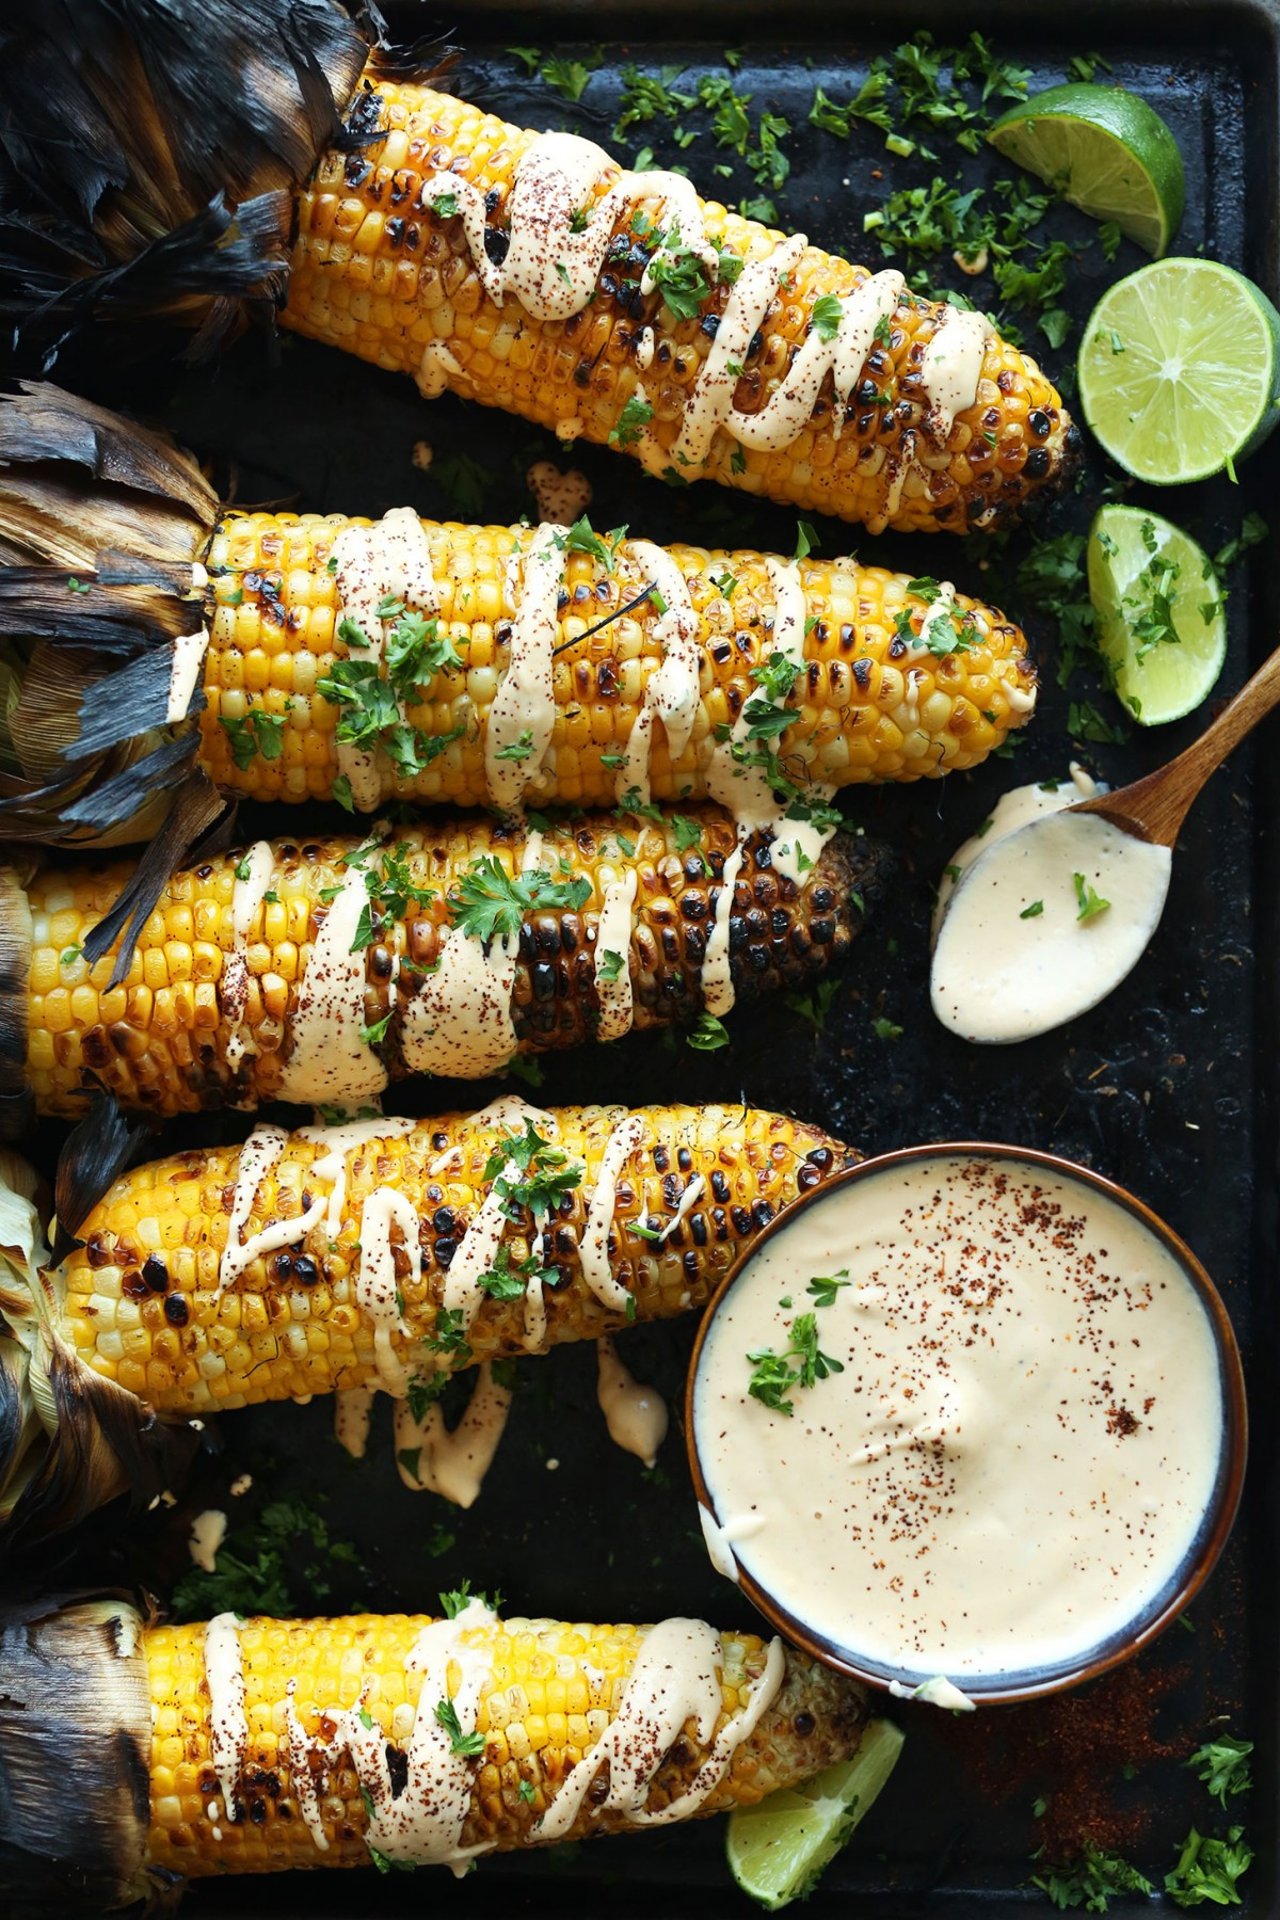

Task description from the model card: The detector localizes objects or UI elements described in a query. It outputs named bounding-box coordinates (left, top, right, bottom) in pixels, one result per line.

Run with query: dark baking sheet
left=10, top=1, right=1280, bottom=1911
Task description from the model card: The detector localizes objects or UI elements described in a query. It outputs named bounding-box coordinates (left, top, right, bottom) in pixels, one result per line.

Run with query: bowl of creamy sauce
left=687, top=1146, right=1245, bottom=1705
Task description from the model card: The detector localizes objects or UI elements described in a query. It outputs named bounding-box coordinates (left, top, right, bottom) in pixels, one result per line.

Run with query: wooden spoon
left=1069, top=644, right=1280, bottom=845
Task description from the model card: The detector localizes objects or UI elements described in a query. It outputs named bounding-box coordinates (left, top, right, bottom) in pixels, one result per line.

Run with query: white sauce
left=487, top=529, right=564, bottom=811
left=284, top=1597, right=497, bottom=1873
left=931, top=777, right=1172, bottom=1044
left=931, top=766, right=1098, bottom=938
left=653, top=1172, right=706, bottom=1242
left=352, top=1185, right=419, bottom=1394
left=527, top=460, right=592, bottom=524
left=416, top=341, right=465, bottom=398
left=219, top=1123, right=291, bottom=1290
left=593, top=870, right=637, bottom=1041
left=204, top=1612, right=248, bottom=1822
left=701, top=839, right=745, bottom=1018
left=393, top=1361, right=513, bottom=1506
left=618, top=542, right=702, bottom=805
left=223, top=840, right=274, bottom=1069
left=334, top=1386, right=376, bottom=1458
left=189, top=1509, right=227, bottom=1573
left=535, top=1618, right=783, bottom=1839
left=706, top=558, right=837, bottom=887
left=693, top=1154, right=1225, bottom=1683
left=277, top=861, right=388, bottom=1107
left=888, top=1675, right=976, bottom=1713
left=919, top=308, right=994, bottom=442
left=168, top=626, right=212, bottom=724
left=698, top=1504, right=740, bottom=1583
left=331, top=510, right=439, bottom=811
left=597, top=1336, right=668, bottom=1467
left=578, top=1112, right=644, bottom=1313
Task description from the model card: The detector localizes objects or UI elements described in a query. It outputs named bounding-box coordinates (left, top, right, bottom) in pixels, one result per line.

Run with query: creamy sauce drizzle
left=593, top=869, right=638, bottom=1041
left=204, top=1612, right=248, bottom=1821
left=277, top=861, right=388, bottom=1107
left=527, top=460, right=592, bottom=524
left=706, top=557, right=837, bottom=888
left=693, top=1154, right=1225, bottom=1682
left=488, top=527, right=562, bottom=811
left=223, top=840, right=274, bottom=1070
left=189, top=1509, right=227, bottom=1573
left=578, top=1112, right=644, bottom=1313
left=702, top=839, right=745, bottom=1018
left=597, top=1336, right=668, bottom=1466
left=208, top=1600, right=782, bottom=1869
left=168, top=626, right=212, bottom=724
left=393, top=1361, right=513, bottom=1505
left=618, top=542, right=702, bottom=805
left=919, top=309, right=995, bottom=442
left=331, top=510, right=439, bottom=812
left=931, top=773, right=1172, bottom=1044
left=334, top=1385, right=376, bottom=1458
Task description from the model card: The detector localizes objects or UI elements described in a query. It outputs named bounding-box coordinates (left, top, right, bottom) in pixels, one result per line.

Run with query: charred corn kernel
left=55, top=1102, right=857, bottom=1415
left=285, top=83, right=1075, bottom=536
left=197, top=511, right=1035, bottom=808
left=0, top=1600, right=864, bottom=1893
left=16, top=808, right=883, bottom=1118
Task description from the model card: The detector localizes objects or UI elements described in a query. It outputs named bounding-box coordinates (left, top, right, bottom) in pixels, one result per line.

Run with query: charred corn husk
left=287, top=82, right=1076, bottom=535
left=4, top=810, right=881, bottom=1121
left=0, top=7, right=1073, bottom=532
left=0, top=385, right=1036, bottom=853
left=0, top=1104, right=855, bottom=1533
left=0, top=1598, right=867, bottom=1902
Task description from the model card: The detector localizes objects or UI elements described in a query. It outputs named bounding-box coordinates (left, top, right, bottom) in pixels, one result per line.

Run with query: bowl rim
left=684, top=1139, right=1249, bottom=1707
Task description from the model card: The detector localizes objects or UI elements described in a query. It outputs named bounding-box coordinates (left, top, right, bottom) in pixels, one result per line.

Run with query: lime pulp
left=1087, top=503, right=1226, bottom=724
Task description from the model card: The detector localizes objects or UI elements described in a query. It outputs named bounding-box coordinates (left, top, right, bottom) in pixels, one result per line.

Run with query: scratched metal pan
left=8, top=0, right=1280, bottom=1911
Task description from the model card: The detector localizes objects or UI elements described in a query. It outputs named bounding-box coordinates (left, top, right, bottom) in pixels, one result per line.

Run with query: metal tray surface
left=11, top=3, right=1280, bottom=1912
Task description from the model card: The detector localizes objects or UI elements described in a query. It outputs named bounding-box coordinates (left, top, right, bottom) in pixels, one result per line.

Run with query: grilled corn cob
left=285, top=83, right=1077, bottom=534
left=0, top=8, right=1073, bottom=532
left=0, top=1597, right=868, bottom=1900
left=5, top=810, right=881, bottom=1121
left=0, top=1104, right=855, bottom=1532
left=0, top=386, right=1036, bottom=851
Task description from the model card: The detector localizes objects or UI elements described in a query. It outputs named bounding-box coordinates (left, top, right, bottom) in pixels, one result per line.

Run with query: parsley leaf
left=785, top=978, right=840, bottom=1032
left=538, top=50, right=603, bottom=103
left=687, top=1012, right=730, bottom=1051
left=747, top=1310, right=844, bottom=1417
left=597, top=948, right=625, bottom=983
left=1032, top=1841, right=1154, bottom=1911
left=1188, top=1735, right=1253, bottom=1809
left=610, top=394, right=655, bottom=447
left=1164, top=1826, right=1252, bottom=1909
left=451, top=857, right=592, bottom=945
left=1073, top=873, right=1110, bottom=923
left=810, top=293, right=845, bottom=342
left=435, top=1696, right=487, bottom=1757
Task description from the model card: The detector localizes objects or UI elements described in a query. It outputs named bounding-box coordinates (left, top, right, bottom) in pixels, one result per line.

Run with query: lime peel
left=725, top=1718, right=906, bottom=1911
left=988, top=82, right=1186, bottom=257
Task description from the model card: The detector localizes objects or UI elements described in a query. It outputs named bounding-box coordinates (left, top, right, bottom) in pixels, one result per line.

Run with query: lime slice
left=1077, top=260, right=1280, bottom=483
left=988, top=83, right=1185, bottom=257
left=725, top=1719, right=905, bottom=1911
left=1087, top=504, right=1226, bottom=724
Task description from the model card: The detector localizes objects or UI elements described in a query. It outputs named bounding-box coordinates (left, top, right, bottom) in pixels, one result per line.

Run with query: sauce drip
left=617, top=542, right=702, bottom=805
left=597, top=1336, right=668, bottom=1466
left=919, top=309, right=995, bottom=442
left=578, top=1112, right=644, bottom=1312
left=593, top=869, right=638, bottom=1042
left=393, top=1361, right=513, bottom=1505
left=204, top=1612, right=248, bottom=1821
left=487, top=526, right=562, bottom=811
left=694, top=1154, right=1224, bottom=1682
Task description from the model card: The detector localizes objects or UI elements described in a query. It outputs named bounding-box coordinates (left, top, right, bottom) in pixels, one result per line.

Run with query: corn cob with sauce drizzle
left=0, top=1596, right=868, bottom=1897
left=285, top=83, right=1076, bottom=534
left=5, top=809, right=881, bottom=1121
left=0, top=1101, right=855, bottom=1532
left=0, top=387, right=1037, bottom=859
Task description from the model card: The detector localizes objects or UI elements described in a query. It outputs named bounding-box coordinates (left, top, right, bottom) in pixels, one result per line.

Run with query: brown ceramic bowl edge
left=684, top=1140, right=1249, bottom=1707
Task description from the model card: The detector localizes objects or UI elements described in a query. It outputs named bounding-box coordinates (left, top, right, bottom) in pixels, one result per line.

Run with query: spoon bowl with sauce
left=687, top=1144, right=1246, bottom=1707
left=931, top=641, right=1280, bottom=1044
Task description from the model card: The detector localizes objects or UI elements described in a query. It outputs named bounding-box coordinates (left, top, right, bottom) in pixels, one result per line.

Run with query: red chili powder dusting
left=935, top=1657, right=1192, bottom=1857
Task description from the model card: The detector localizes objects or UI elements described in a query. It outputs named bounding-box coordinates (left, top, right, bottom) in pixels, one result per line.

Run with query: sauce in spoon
left=931, top=770, right=1172, bottom=1044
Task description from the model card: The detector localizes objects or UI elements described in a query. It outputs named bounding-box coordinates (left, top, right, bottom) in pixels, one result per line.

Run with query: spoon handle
left=1083, top=642, right=1280, bottom=847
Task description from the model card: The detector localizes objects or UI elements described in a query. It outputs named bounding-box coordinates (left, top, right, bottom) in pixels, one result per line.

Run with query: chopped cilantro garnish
left=435, top=1696, right=487, bottom=1757
left=747, top=1310, right=844, bottom=1417
left=597, top=948, right=625, bottom=983
left=1073, top=873, right=1110, bottom=923
left=451, top=857, right=591, bottom=945
left=810, top=293, right=845, bottom=342
left=687, top=1012, right=731, bottom=1051
left=610, top=394, right=655, bottom=447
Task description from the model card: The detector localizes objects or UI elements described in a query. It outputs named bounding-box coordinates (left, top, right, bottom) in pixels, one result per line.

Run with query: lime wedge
left=1087, top=504, right=1226, bottom=724
left=725, top=1719, right=905, bottom=1911
left=1078, top=260, right=1280, bottom=483
left=988, top=83, right=1185, bottom=257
